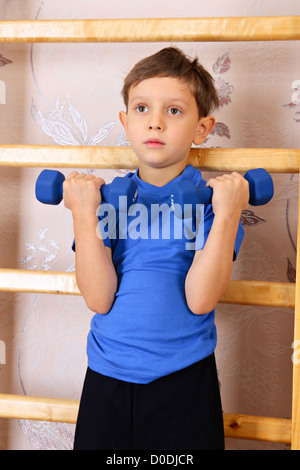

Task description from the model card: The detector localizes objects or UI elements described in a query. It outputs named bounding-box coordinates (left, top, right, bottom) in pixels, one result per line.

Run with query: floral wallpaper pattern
left=0, top=0, right=299, bottom=450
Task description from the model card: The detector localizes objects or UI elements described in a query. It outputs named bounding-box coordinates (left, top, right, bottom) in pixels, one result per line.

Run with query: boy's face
left=119, top=77, right=215, bottom=179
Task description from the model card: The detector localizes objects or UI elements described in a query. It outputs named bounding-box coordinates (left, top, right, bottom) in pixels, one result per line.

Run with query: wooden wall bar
left=1, top=145, right=300, bottom=173
left=0, top=393, right=292, bottom=444
left=0, top=17, right=300, bottom=43
left=0, top=269, right=295, bottom=309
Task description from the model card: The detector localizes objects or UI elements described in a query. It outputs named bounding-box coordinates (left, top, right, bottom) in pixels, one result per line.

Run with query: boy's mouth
left=144, top=138, right=165, bottom=149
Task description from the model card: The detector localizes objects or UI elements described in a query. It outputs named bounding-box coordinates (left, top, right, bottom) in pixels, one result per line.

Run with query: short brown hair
left=121, top=47, right=219, bottom=118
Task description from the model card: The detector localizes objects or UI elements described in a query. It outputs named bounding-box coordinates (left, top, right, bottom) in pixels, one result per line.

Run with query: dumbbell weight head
left=244, top=168, right=274, bottom=206
left=101, top=176, right=138, bottom=209
left=170, top=180, right=209, bottom=219
left=35, top=169, right=65, bottom=205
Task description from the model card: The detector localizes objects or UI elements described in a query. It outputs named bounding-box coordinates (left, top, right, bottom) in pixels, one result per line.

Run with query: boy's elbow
left=78, top=279, right=117, bottom=315
left=186, top=296, right=217, bottom=315
left=83, top=288, right=116, bottom=315
left=86, top=297, right=114, bottom=315
left=185, top=281, right=228, bottom=315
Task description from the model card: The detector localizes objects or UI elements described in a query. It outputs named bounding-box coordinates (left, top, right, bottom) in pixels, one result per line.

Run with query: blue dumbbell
left=171, top=168, right=274, bottom=218
left=35, top=169, right=138, bottom=209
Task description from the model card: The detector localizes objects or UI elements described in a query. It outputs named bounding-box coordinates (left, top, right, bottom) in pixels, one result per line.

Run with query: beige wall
left=0, top=0, right=299, bottom=449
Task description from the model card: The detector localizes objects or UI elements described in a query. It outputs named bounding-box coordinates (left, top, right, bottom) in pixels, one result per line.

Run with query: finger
left=211, top=175, right=229, bottom=183
left=90, top=177, right=106, bottom=189
left=67, top=172, right=93, bottom=181
left=221, top=174, right=234, bottom=180
left=215, top=173, right=243, bottom=182
left=75, top=173, right=90, bottom=180
left=206, top=177, right=220, bottom=188
left=231, top=171, right=244, bottom=180
left=82, top=174, right=97, bottom=181
left=95, top=177, right=105, bottom=186
left=217, top=174, right=238, bottom=181
left=206, top=174, right=237, bottom=188
left=66, top=171, right=79, bottom=180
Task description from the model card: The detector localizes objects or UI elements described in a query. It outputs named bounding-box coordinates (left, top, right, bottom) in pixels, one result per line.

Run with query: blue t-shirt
left=80, top=165, right=244, bottom=384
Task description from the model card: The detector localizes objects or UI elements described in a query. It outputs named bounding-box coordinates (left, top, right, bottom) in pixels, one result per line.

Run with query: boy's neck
left=138, top=160, right=188, bottom=187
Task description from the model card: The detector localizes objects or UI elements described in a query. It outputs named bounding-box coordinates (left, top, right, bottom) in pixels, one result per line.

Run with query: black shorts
left=73, top=353, right=224, bottom=450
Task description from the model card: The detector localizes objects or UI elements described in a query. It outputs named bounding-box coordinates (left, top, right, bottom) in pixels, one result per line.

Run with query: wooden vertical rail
left=292, top=175, right=300, bottom=450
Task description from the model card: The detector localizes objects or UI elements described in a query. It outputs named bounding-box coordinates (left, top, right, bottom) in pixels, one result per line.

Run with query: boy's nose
left=148, top=112, right=164, bottom=131
left=149, top=124, right=162, bottom=131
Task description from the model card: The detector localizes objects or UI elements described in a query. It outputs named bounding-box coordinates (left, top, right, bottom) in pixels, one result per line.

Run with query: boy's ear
left=119, top=111, right=129, bottom=137
left=193, top=116, right=216, bottom=146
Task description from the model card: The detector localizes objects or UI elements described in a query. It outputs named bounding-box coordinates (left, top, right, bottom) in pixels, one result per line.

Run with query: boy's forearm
left=185, top=212, right=241, bottom=315
left=73, top=213, right=117, bottom=314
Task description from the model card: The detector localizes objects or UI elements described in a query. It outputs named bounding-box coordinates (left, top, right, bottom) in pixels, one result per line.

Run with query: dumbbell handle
left=197, top=168, right=273, bottom=207
left=35, top=169, right=122, bottom=205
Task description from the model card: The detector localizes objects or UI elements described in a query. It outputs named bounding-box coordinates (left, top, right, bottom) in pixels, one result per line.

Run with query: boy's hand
left=206, top=172, right=249, bottom=218
left=63, top=171, right=105, bottom=217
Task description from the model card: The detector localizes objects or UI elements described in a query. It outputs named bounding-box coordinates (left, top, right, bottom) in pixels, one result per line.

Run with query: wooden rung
left=220, top=280, right=296, bottom=309
left=0, top=17, right=300, bottom=43
left=223, top=413, right=292, bottom=444
left=0, top=269, right=295, bottom=308
left=0, top=269, right=81, bottom=296
left=0, top=393, right=291, bottom=443
left=0, top=145, right=300, bottom=173
left=0, top=394, right=78, bottom=424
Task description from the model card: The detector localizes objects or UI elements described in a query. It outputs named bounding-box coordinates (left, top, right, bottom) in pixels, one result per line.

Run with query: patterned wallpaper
left=0, top=0, right=299, bottom=450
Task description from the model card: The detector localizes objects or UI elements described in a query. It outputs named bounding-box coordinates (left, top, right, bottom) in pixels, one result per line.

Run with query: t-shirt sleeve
left=195, top=203, right=244, bottom=261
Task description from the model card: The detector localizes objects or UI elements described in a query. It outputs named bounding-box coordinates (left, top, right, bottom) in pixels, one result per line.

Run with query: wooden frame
left=0, top=16, right=299, bottom=449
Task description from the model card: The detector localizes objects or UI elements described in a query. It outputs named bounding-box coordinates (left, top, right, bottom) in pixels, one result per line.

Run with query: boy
left=64, top=47, right=249, bottom=450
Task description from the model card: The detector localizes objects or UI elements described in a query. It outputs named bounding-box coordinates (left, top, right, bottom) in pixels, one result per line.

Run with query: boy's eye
left=168, top=108, right=181, bottom=115
left=136, top=105, right=148, bottom=113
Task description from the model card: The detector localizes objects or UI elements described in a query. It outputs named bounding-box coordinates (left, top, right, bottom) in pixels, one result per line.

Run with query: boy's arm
left=185, top=172, right=249, bottom=315
left=64, top=172, right=118, bottom=314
